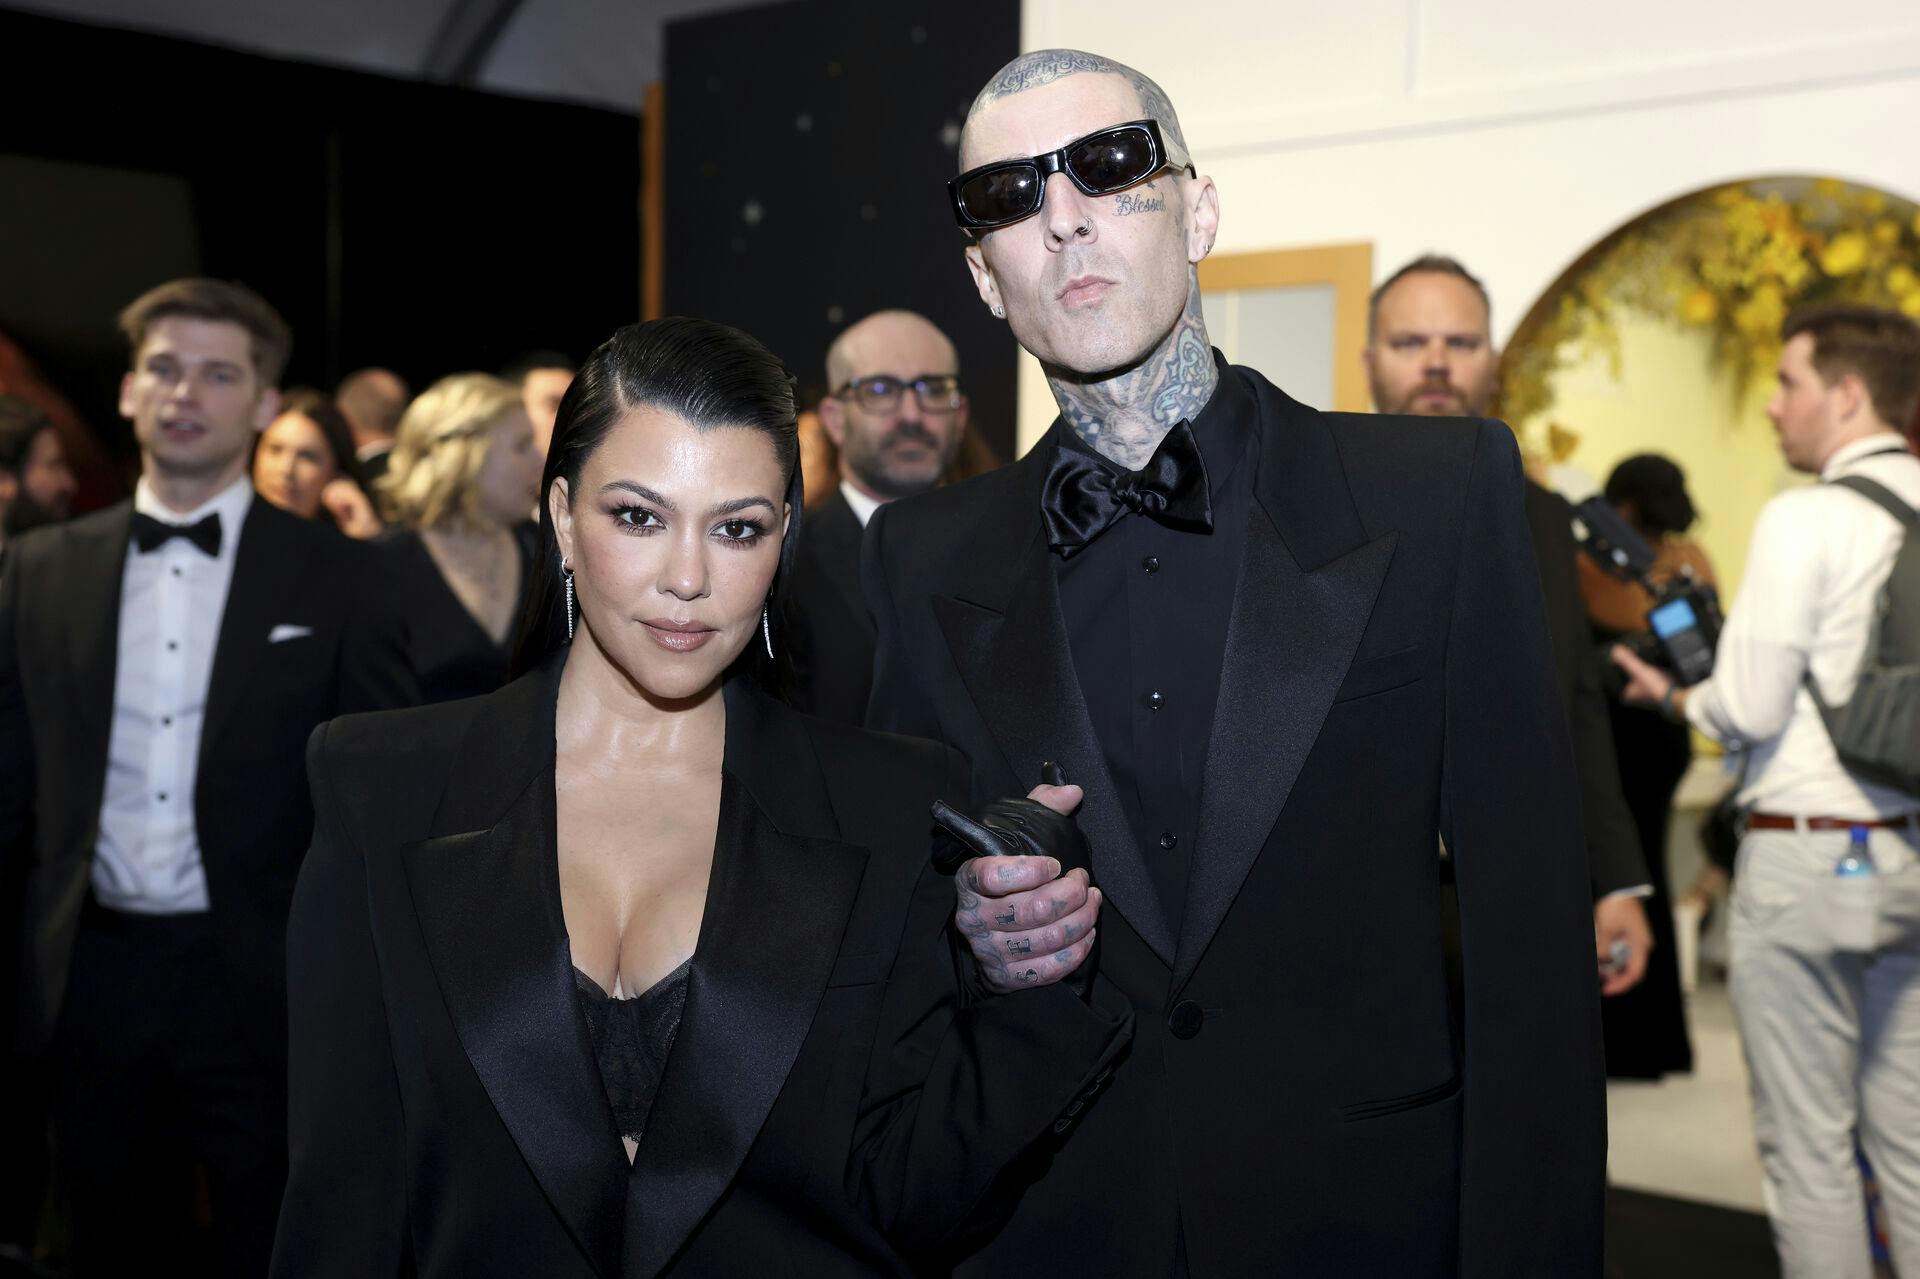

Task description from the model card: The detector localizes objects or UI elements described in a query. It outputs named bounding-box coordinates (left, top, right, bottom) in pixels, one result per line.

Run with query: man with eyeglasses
left=862, top=49, right=1603, bottom=1276
left=785, top=309, right=967, bottom=724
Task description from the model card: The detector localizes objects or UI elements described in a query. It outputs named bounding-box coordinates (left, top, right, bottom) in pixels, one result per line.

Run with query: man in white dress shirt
left=785, top=310, right=969, bottom=723
left=1615, top=304, right=1920, bottom=1279
left=0, top=279, right=413, bottom=1275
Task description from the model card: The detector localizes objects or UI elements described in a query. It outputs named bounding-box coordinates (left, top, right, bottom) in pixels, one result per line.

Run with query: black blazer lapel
left=401, top=665, right=627, bottom=1278
left=813, top=493, right=874, bottom=639
left=931, top=447, right=1176, bottom=965
left=63, top=505, right=132, bottom=819
left=624, top=685, right=870, bottom=1276
left=1174, top=386, right=1397, bottom=991
left=201, top=500, right=309, bottom=765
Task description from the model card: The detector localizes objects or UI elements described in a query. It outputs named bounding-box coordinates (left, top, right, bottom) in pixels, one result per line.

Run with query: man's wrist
left=1660, top=684, right=1688, bottom=724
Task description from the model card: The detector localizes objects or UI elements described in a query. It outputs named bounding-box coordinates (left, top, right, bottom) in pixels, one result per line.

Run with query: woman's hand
left=1610, top=643, right=1675, bottom=709
left=321, top=478, right=383, bottom=540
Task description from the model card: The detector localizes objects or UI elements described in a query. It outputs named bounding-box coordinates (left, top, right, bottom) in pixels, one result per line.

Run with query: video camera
left=1572, top=496, right=1723, bottom=686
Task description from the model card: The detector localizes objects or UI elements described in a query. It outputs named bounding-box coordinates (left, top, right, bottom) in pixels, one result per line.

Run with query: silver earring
left=990, top=303, right=1005, bottom=319
left=761, top=602, right=774, bottom=660
left=562, top=558, right=576, bottom=641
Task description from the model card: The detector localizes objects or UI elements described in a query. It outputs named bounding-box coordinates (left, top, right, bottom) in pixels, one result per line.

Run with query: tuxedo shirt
left=1054, top=365, right=1255, bottom=934
left=840, top=479, right=881, bottom=527
left=95, top=475, right=255, bottom=914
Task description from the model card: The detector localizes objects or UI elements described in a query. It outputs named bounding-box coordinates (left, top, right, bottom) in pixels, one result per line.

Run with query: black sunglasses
left=948, top=118, right=1194, bottom=233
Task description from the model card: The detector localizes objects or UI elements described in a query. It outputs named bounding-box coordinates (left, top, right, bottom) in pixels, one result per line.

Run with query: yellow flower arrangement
left=1496, top=178, right=1920, bottom=433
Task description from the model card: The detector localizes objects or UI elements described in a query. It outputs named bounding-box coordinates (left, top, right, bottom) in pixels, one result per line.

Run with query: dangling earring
left=761, top=601, right=774, bottom=660
left=562, top=557, right=576, bottom=641
left=990, top=303, right=1005, bottom=319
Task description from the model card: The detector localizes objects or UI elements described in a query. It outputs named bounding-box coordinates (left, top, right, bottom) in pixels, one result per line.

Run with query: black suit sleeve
left=850, top=747, right=1132, bottom=1262
left=1565, top=599, right=1649, bottom=898
left=334, top=542, right=419, bottom=714
left=1440, top=425, right=1605, bottom=1277
left=0, top=552, right=31, bottom=873
left=270, top=726, right=409, bottom=1278
left=861, top=504, right=940, bottom=736
left=1529, top=492, right=1650, bottom=898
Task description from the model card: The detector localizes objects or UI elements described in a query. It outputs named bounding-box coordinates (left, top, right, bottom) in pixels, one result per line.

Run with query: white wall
left=1013, top=0, right=1920, bottom=447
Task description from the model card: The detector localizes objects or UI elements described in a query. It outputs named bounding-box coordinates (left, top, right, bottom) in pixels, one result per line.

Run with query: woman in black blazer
left=270, top=318, right=1129, bottom=1277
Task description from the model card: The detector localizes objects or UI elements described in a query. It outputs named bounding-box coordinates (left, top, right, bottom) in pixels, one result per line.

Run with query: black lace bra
left=570, top=957, right=691, bottom=1145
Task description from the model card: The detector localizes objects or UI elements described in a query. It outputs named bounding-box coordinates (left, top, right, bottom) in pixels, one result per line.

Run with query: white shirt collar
left=1822, top=431, right=1911, bottom=479
left=839, top=479, right=883, bottom=528
left=134, top=473, right=255, bottom=534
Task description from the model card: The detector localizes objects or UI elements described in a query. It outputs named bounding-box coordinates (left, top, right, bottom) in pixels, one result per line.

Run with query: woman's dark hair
left=0, top=395, right=57, bottom=536
left=260, top=387, right=369, bottom=493
left=510, top=317, right=803, bottom=691
left=1604, top=453, right=1697, bottom=537
left=0, top=394, right=53, bottom=474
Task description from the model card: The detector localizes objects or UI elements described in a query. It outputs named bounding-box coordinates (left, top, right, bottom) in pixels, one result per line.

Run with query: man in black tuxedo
left=864, top=50, right=1605, bottom=1275
left=787, top=310, right=968, bottom=723
left=1363, top=254, right=1656, bottom=995
left=0, top=279, right=414, bottom=1276
left=335, top=365, right=408, bottom=491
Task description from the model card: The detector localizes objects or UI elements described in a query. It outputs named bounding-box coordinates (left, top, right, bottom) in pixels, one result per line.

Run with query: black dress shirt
left=1054, top=358, right=1257, bottom=935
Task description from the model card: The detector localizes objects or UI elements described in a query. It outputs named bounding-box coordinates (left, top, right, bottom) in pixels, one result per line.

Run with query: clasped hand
left=931, top=784, right=1102, bottom=994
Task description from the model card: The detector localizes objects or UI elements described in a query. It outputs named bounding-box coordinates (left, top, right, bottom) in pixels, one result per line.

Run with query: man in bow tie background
left=0, top=278, right=414, bottom=1275
left=863, top=49, right=1605, bottom=1276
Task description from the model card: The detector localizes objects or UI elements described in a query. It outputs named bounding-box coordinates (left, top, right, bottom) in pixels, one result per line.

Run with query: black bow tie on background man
left=1041, top=419, right=1213, bottom=559
left=130, top=511, right=222, bottom=557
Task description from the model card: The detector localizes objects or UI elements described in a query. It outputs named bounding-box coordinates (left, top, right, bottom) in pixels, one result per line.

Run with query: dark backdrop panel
left=0, top=9, right=639, bottom=487
left=663, top=0, right=1021, bottom=459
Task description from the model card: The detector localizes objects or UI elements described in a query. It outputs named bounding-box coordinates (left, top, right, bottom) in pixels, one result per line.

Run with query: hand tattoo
left=1008, top=938, right=1033, bottom=954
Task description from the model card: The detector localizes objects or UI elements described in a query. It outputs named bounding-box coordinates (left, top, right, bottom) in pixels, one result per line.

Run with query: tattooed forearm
left=1047, top=272, right=1218, bottom=470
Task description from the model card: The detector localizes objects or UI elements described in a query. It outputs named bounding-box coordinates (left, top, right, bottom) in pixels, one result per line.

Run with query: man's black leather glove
left=929, top=762, right=1088, bottom=875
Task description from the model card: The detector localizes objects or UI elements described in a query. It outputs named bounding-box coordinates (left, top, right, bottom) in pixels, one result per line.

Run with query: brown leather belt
left=1747, top=812, right=1918, bottom=831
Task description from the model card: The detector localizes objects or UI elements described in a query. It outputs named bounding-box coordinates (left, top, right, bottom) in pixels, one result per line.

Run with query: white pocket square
left=268, top=624, right=315, bottom=643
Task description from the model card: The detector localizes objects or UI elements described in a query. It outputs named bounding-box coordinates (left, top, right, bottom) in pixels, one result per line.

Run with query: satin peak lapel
left=933, top=533, right=1176, bottom=966
left=202, top=501, right=307, bottom=764
left=64, top=507, right=132, bottom=805
left=1174, top=505, right=1397, bottom=992
left=624, top=773, right=869, bottom=1276
left=402, top=775, right=626, bottom=1279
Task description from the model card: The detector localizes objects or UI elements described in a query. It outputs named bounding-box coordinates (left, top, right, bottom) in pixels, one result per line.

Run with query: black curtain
left=663, top=0, right=1022, bottom=459
left=0, top=9, right=640, bottom=484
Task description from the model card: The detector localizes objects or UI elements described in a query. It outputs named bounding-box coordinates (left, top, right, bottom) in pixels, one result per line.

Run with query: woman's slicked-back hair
left=510, top=317, right=803, bottom=688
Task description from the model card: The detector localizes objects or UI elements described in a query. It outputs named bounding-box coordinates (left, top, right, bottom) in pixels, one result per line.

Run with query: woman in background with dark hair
left=1579, top=452, right=1716, bottom=1078
left=0, top=392, right=77, bottom=552
left=253, top=389, right=382, bottom=538
left=271, top=317, right=1127, bottom=1277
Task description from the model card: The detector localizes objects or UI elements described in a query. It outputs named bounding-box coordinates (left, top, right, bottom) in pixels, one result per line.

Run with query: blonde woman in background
left=376, top=373, right=543, bottom=703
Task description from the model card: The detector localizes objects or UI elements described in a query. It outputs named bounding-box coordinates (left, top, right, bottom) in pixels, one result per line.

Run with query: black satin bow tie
left=130, top=511, right=222, bottom=557
left=1041, top=420, right=1213, bottom=559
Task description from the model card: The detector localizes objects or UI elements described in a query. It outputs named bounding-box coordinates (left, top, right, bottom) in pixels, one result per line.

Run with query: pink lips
left=642, top=619, right=717, bottom=652
left=1057, top=275, right=1115, bottom=307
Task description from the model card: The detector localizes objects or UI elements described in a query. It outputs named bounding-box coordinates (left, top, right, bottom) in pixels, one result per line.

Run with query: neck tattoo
left=1047, top=272, right=1216, bottom=471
